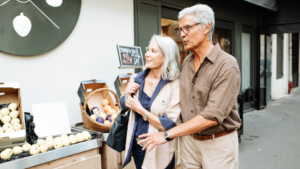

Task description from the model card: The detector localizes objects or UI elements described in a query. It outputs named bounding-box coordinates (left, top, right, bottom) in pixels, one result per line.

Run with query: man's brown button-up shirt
left=180, top=43, right=241, bottom=135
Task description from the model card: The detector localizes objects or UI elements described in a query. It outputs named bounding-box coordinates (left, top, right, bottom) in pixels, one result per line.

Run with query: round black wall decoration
left=0, top=0, right=81, bottom=56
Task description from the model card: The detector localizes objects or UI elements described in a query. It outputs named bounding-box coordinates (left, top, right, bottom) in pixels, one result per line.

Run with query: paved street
left=240, top=89, right=300, bottom=169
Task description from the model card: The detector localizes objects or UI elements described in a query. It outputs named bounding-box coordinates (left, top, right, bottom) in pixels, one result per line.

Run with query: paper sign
left=32, top=102, right=71, bottom=138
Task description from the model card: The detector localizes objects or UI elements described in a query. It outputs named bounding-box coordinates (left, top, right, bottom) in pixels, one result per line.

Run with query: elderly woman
left=119, top=35, right=181, bottom=169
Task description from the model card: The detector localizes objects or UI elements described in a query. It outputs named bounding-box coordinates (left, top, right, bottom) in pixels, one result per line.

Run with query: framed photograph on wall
left=116, top=45, right=144, bottom=69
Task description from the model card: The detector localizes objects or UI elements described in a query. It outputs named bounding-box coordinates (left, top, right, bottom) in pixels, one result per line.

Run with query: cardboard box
left=114, top=73, right=132, bottom=99
left=78, top=80, right=119, bottom=116
left=0, top=83, right=26, bottom=147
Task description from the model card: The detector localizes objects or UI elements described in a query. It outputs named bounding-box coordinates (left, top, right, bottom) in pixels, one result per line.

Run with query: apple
left=54, top=140, right=63, bottom=149
left=11, top=118, right=20, bottom=125
left=69, top=135, right=77, bottom=144
left=0, top=108, right=10, bottom=116
left=22, top=143, right=31, bottom=151
left=90, top=114, right=97, bottom=121
left=62, top=138, right=70, bottom=147
left=111, top=114, right=118, bottom=121
left=3, top=123, right=13, bottom=131
left=40, top=144, right=48, bottom=153
left=9, top=111, right=19, bottom=119
left=102, top=99, right=109, bottom=107
left=8, top=103, right=18, bottom=111
left=30, top=144, right=40, bottom=155
left=99, top=113, right=106, bottom=121
left=37, top=139, right=46, bottom=146
left=5, top=128, right=15, bottom=133
left=2, top=115, right=11, bottom=124
left=46, top=141, right=54, bottom=149
left=75, top=133, right=84, bottom=142
left=61, top=134, right=69, bottom=140
left=14, top=123, right=23, bottom=131
left=54, top=137, right=62, bottom=142
left=108, top=109, right=116, bottom=116
left=0, top=150, right=12, bottom=160
left=46, top=136, right=54, bottom=142
left=104, top=120, right=110, bottom=126
left=82, top=131, right=91, bottom=141
left=13, top=146, right=23, bottom=154
left=13, top=123, right=22, bottom=131
left=4, top=148, right=13, bottom=156
left=104, top=105, right=111, bottom=113
left=96, top=117, right=104, bottom=123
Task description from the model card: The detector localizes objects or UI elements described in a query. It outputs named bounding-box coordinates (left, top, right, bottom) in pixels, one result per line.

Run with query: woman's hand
left=126, top=79, right=139, bottom=96
left=126, top=95, right=144, bottom=114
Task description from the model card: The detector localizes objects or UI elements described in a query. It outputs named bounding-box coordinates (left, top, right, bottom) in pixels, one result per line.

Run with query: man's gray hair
left=150, top=35, right=181, bottom=81
left=178, top=4, right=215, bottom=41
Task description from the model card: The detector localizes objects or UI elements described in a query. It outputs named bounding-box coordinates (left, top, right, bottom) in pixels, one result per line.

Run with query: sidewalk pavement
left=239, top=90, right=300, bottom=169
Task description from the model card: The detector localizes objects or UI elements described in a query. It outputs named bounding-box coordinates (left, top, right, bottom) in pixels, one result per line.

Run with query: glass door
left=161, top=18, right=189, bottom=65
left=241, top=32, right=251, bottom=90
left=258, top=30, right=266, bottom=108
left=266, top=35, right=272, bottom=103
left=241, top=26, right=255, bottom=110
left=292, top=33, right=299, bottom=87
left=214, top=28, right=232, bottom=54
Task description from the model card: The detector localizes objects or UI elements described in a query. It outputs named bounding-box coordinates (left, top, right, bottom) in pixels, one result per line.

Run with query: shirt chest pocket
left=151, top=96, right=169, bottom=116
left=194, top=81, right=211, bottom=106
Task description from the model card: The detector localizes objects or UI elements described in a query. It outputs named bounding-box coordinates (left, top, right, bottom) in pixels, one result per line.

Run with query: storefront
left=262, top=0, right=300, bottom=101
left=134, top=0, right=272, bottom=110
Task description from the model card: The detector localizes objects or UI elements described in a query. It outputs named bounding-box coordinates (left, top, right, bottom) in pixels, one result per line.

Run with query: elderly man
left=138, top=4, right=241, bottom=169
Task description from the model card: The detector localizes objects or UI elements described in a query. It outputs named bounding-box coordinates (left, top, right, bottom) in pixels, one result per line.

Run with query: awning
left=263, top=0, right=300, bottom=34
left=244, top=0, right=277, bottom=11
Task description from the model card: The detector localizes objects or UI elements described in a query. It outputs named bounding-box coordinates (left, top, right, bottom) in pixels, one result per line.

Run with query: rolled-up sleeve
left=200, top=67, right=240, bottom=125
left=120, top=95, right=126, bottom=109
left=159, top=79, right=181, bottom=130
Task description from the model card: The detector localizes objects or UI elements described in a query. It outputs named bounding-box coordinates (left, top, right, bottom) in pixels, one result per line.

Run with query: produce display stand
left=72, top=122, right=124, bottom=169
left=0, top=125, right=104, bottom=169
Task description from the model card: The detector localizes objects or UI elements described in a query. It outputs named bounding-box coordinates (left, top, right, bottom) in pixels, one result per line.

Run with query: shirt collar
left=188, top=43, right=221, bottom=64
left=133, top=68, right=171, bottom=85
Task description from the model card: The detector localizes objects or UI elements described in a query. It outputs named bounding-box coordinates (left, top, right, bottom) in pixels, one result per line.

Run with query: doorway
left=266, top=36, right=272, bottom=102
left=292, top=33, right=299, bottom=88
left=241, top=26, right=255, bottom=110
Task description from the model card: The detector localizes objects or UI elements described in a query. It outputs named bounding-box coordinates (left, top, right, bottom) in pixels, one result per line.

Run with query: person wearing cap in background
left=138, top=4, right=242, bottom=169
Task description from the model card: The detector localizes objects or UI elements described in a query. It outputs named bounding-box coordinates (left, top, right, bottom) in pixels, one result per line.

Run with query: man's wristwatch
left=143, top=111, right=150, bottom=121
left=163, top=131, right=173, bottom=141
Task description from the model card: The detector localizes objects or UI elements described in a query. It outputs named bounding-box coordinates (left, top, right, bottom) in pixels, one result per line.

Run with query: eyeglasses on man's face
left=175, top=23, right=200, bottom=36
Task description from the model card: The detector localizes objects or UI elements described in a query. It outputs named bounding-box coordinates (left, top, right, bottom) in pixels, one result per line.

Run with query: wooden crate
left=27, top=149, right=100, bottom=169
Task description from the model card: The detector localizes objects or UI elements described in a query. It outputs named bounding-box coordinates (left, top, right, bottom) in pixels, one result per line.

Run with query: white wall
left=0, top=0, right=135, bottom=124
left=271, top=34, right=289, bottom=100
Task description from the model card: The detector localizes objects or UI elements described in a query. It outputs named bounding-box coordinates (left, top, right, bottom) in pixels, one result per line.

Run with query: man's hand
left=138, top=132, right=167, bottom=152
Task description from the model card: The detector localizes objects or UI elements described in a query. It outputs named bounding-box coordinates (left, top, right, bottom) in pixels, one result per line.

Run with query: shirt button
left=192, top=96, right=194, bottom=99
left=191, top=111, right=193, bottom=113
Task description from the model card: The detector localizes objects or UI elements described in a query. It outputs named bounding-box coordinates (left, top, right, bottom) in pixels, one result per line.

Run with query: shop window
left=214, top=28, right=232, bottom=54
left=277, top=34, right=284, bottom=79
left=161, top=18, right=189, bottom=65
left=260, top=35, right=265, bottom=87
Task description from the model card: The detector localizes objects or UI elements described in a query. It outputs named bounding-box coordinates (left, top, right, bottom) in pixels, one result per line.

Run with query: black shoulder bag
left=106, top=94, right=132, bottom=153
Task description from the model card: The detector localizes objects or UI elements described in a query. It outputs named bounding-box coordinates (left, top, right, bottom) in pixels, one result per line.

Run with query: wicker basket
left=80, top=88, right=121, bottom=133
